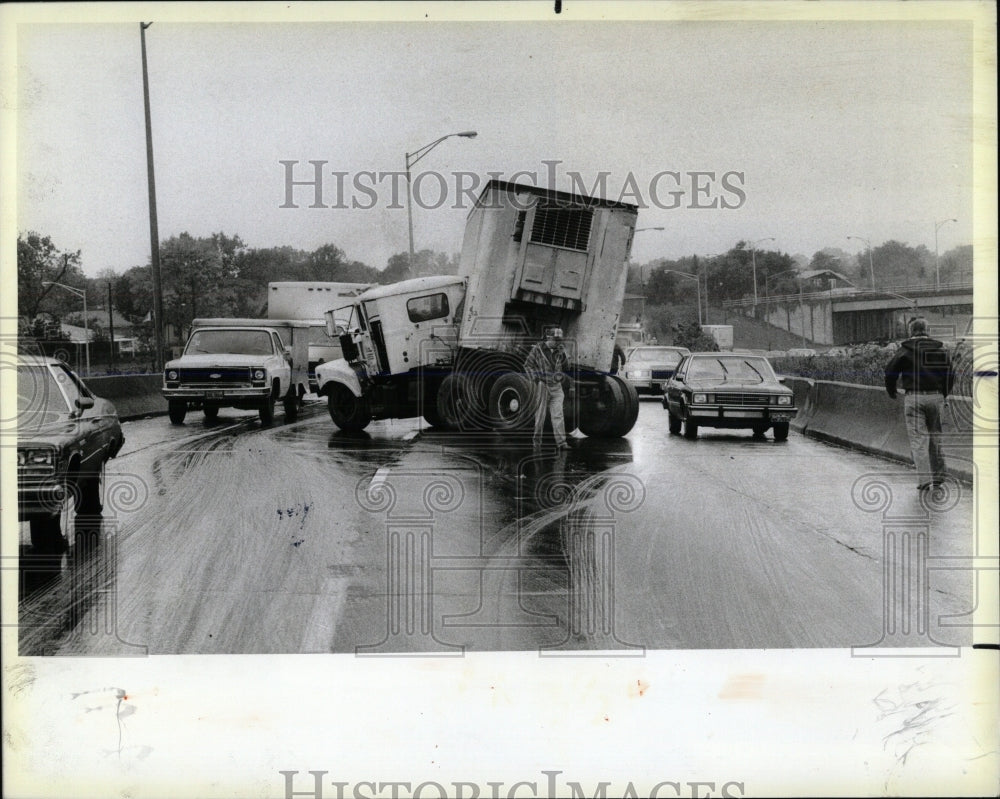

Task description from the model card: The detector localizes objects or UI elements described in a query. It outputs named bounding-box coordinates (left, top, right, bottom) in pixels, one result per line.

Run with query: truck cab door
left=361, top=301, right=390, bottom=376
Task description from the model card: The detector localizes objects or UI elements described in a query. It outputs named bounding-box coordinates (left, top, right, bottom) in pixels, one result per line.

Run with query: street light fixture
left=662, top=269, right=702, bottom=325
left=749, top=237, right=775, bottom=307
left=846, top=235, right=875, bottom=290
left=934, top=218, right=957, bottom=289
left=405, top=130, right=478, bottom=270
left=42, top=281, right=90, bottom=375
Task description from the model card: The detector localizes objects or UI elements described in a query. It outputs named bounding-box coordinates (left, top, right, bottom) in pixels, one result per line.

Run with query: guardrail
left=722, top=280, right=974, bottom=309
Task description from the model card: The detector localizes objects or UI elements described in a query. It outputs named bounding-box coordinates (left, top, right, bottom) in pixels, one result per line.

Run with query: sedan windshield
left=17, top=365, right=71, bottom=426
left=686, top=357, right=774, bottom=384
left=184, top=330, right=274, bottom=356
left=628, top=348, right=685, bottom=365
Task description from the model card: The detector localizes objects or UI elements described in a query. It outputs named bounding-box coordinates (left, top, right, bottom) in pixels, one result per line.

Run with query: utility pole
left=141, top=22, right=165, bottom=372
left=108, top=281, right=116, bottom=372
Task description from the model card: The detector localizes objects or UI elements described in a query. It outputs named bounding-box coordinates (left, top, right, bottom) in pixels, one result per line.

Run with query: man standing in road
left=884, top=317, right=955, bottom=490
left=525, top=327, right=570, bottom=449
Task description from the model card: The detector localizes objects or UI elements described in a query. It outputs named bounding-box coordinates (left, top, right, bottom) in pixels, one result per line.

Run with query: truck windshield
left=185, top=330, right=275, bottom=356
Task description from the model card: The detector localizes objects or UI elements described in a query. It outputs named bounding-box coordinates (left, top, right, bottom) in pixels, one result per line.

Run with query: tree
left=17, top=232, right=86, bottom=319
left=937, top=244, right=973, bottom=284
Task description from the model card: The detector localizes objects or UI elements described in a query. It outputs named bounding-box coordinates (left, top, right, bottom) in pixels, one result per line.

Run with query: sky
left=8, top=8, right=981, bottom=278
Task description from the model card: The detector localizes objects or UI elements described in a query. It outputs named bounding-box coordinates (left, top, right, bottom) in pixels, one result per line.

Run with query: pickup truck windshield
left=185, top=330, right=275, bottom=356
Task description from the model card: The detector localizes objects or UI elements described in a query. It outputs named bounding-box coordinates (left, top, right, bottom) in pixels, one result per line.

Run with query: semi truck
left=266, top=281, right=371, bottom=391
left=162, top=317, right=311, bottom=425
left=315, top=179, right=641, bottom=437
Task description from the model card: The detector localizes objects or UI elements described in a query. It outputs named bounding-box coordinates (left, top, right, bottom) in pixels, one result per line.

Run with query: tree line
left=632, top=240, right=973, bottom=307
left=17, top=231, right=459, bottom=349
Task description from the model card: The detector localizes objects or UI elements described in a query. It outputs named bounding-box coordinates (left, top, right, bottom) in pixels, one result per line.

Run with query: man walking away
left=884, top=317, right=955, bottom=490
left=525, top=327, right=570, bottom=449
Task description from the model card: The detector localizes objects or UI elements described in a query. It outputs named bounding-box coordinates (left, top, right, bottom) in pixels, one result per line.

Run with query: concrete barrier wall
left=86, top=374, right=165, bottom=421
left=783, top=377, right=973, bottom=483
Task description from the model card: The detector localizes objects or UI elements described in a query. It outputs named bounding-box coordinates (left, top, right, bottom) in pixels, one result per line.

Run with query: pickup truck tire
left=259, top=394, right=276, bottom=425
left=683, top=419, right=699, bottom=439
left=203, top=405, right=219, bottom=422
left=168, top=401, right=187, bottom=425
left=668, top=410, right=682, bottom=434
left=328, top=384, right=371, bottom=431
left=772, top=422, right=790, bottom=442
left=283, top=391, right=299, bottom=422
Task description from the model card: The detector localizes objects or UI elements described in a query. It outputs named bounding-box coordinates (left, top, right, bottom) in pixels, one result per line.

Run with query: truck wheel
left=487, top=373, right=535, bottom=432
left=683, top=419, right=699, bottom=439
left=327, top=384, right=371, bottom=431
left=283, top=391, right=299, bottom=422
left=772, top=422, right=790, bottom=442
left=668, top=410, right=681, bottom=434
left=436, top=375, right=462, bottom=430
left=751, top=424, right=766, bottom=439
left=579, top=375, right=635, bottom=438
left=168, top=401, right=187, bottom=425
left=29, top=514, right=67, bottom=554
left=203, top=405, right=219, bottom=422
left=259, top=395, right=275, bottom=425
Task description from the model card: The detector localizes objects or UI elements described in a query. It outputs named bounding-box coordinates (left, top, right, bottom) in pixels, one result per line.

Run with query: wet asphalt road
left=18, top=397, right=976, bottom=655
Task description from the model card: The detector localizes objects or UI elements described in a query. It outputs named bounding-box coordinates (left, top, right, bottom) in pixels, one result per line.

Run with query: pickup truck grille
left=717, top=392, right=772, bottom=406
left=178, top=367, right=252, bottom=386
left=651, top=369, right=676, bottom=380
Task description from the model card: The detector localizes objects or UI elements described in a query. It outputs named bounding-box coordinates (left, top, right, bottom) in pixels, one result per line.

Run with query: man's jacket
left=525, top=343, right=569, bottom=388
left=884, top=336, right=954, bottom=398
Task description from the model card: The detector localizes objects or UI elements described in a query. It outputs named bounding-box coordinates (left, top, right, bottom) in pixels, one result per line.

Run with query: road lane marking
left=300, top=576, right=350, bottom=653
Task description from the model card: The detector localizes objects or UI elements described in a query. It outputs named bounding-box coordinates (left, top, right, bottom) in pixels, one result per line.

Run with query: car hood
left=166, top=354, right=274, bottom=369
left=681, top=378, right=791, bottom=393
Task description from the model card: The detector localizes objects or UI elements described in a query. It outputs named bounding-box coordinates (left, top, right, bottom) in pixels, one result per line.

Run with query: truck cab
left=315, top=277, right=466, bottom=426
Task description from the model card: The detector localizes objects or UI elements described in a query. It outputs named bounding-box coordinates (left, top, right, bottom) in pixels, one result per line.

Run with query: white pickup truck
left=162, top=318, right=311, bottom=425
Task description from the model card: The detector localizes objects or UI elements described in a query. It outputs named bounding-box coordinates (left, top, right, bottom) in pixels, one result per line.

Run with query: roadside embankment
left=784, top=377, right=975, bottom=484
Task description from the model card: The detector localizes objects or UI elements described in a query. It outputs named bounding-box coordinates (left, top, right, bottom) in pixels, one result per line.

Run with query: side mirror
left=324, top=310, right=337, bottom=338
left=75, top=396, right=95, bottom=412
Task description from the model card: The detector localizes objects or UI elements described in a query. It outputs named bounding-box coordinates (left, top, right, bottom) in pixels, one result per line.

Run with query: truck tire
left=683, top=419, right=699, bottom=439
left=772, top=422, right=790, bottom=442
left=668, top=410, right=681, bottom=434
left=327, top=384, right=371, bottom=431
left=563, top=387, right=579, bottom=434
left=283, top=391, right=299, bottom=422
left=436, top=374, right=463, bottom=430
left=168, top=401, right=187, bottom=425
left=203, top=405, right=219, bottom=422
left=487, top=373, right=535, bottom=432
left=259, top=394, right=276, bottom=425
left=579, top=375, right=639, bottom=438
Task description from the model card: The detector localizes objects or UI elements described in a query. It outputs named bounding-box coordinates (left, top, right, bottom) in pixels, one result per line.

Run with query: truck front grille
left=178, top=367, right=252, bottom=387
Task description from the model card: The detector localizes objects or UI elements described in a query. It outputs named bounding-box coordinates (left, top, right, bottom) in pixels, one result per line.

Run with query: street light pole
left=934, top=218, right=957, bottom=289
left=749, top=237, right=775, bottom=309
left=663, top=270, right=702, bottom=325
left=846, top=235, right=875, bottom=289
left=632, top=226, right=665, bottom=293
left=405, top=130, right=477, bottom=271
left=42, top=281, right=90, bottom=375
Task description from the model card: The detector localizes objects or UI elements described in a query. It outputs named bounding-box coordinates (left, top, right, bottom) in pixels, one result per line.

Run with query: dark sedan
left=662, top=353, right=797, bottom=440
left=17, top=357, right=124, bottom=550
left=623, top=345, right=691, bottom=395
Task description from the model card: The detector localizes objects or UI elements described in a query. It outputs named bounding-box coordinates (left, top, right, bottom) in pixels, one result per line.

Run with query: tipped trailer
left=315, top=180, right=641, bottom=437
